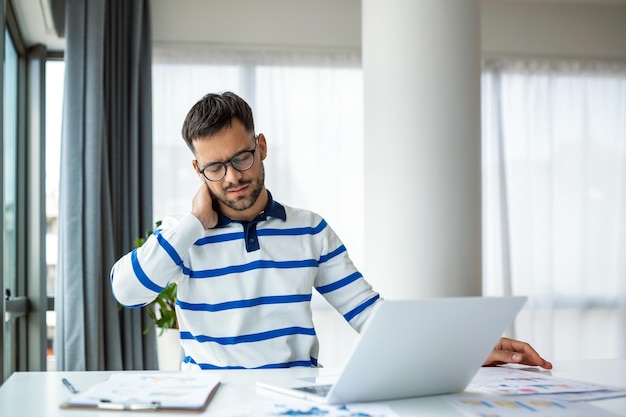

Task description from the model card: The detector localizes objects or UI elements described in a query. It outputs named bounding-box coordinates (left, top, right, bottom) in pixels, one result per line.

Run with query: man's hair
left=181, top=91, right=255, bottom=153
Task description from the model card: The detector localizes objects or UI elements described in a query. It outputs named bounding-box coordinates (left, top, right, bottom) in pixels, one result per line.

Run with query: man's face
left=192, top=119, right=267, bottom=215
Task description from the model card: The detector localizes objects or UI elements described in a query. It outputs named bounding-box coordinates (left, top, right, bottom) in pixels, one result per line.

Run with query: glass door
left=3, top=27, right=19, bottom=381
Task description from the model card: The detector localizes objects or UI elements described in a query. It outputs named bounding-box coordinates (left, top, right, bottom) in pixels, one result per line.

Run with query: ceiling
left=12, top=0, right=626, bottom=53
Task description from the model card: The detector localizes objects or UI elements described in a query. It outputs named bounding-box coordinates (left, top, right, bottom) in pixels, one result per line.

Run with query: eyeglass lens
left=202, top=150, right=255, bottom=181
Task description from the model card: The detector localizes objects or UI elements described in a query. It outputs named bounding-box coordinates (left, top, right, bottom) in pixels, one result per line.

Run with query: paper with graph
left=449, top=396, right=621, bottom=417
left=468, top=366, right=626, bottom=401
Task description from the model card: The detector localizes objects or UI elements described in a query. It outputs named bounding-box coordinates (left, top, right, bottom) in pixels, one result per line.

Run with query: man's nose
left=223, top=162, right=244, bottom=183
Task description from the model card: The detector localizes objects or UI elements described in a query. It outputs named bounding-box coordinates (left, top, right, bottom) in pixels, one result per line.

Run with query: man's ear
left=192, top=159, right=204, bottom=182
left=258, top=133, right=268, bottom=160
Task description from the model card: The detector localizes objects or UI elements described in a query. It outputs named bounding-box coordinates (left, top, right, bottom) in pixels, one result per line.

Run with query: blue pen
left=62, top=378, right=79, bottom=394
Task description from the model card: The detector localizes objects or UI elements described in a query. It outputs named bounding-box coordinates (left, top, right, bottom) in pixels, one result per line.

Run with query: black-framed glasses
left=197, top=137, right=258, bottom=182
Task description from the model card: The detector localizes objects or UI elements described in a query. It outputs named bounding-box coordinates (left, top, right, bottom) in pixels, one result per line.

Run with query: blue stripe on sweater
left=195, top=232, right=244, bottom=245
left=258, top=220, right=327, bottom=237
left=131, top=249, right=165, bottom=294
left=319, top=245, right=346, bottom=264
left=193, top=220, right=328, bottom=246
left=182, top=356, right=317, bottom=369
left=156, top=232, right=183, bottom=265
left=156, top=232, right=192, bottom=276
left=344, top=294, right=380, bottom=322
left=110, top=270, right=147, bottom=309
left=190, top=259, right=318, bottom=278
left=316, top=271, right=363, bottom=294
left=177, top=294, right=312, bottom=312
left=180, top=326, right=316, bottom=345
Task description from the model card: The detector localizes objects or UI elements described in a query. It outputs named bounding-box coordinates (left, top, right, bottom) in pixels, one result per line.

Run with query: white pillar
left=362, top=0, right=482, bottom=299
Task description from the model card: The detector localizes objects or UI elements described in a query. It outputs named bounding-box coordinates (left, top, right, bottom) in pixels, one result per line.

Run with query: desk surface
left=1, top=359, right=625, bottom=416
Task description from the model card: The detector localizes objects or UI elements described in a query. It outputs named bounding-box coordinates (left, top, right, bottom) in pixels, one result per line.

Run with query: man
left=111, top=91, right=552, bottom=371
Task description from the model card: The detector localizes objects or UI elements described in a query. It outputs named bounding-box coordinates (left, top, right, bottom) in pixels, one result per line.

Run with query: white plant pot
left=155, top=328, right=183, bottom=371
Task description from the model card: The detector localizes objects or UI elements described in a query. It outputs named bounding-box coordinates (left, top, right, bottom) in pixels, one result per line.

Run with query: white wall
left=151, top=0, right=626, bottom=59
left=151, top=0, right=361, bottom=52
left=481, top=0, right=626, bottom=59
left=15, top=1, right=626, bottom=60
left=362, top=0, right=482, bottom=300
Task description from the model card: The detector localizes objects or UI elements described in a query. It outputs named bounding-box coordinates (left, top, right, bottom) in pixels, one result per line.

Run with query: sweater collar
left=216, top=190, right=286, bottom=227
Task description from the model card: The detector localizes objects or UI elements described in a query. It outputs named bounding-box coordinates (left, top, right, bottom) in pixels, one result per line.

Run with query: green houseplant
left=134, top=221, right=178, bottom=336
left=144, top=281, right=178, bottom=336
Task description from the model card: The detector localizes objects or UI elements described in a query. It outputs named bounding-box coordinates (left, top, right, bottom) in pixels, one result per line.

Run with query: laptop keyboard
left=293, top=384, right=333, bottom=397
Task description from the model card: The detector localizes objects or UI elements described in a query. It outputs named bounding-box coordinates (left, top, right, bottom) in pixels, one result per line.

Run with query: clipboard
left=60, top=373, right=220, bottom=413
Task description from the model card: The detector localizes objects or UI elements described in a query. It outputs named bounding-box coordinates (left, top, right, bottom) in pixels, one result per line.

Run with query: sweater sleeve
left=110, top=213, right=205, bottom=307
left=314, top=220, right=382, bottom=333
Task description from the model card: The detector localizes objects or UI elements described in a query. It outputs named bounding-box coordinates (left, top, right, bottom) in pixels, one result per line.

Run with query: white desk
left=1, top=359, right=625, bottom=416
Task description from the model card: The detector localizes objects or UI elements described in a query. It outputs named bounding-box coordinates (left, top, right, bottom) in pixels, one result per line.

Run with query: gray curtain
left=55, top=0, right=157, bottom=371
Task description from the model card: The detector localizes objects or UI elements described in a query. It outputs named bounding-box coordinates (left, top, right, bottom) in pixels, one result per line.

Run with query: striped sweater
left=110, top=194, right=381, bottom=370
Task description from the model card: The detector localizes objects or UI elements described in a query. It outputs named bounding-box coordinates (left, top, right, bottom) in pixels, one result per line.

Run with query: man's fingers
left=191, top=183, right=218, bottom=229
left=484, top=338, right=554, bottom=369
left=492, top=337, right=553, bottom=369
left=484, top=349, right=522, bottom=367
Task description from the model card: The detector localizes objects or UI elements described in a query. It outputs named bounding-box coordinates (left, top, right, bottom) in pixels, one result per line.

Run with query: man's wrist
left=191, top=211, right=217, bottom=229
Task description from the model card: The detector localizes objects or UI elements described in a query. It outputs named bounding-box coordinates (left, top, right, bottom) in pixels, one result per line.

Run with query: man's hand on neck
left=191, top=183, right=219, bottom=229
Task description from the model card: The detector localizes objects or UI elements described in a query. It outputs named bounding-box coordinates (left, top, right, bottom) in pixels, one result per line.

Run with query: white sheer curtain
left=151, top=45, right=363, bottom=268
left=482, top=58, right=626, bottom=360
left=151, top=45, right=363, bottom=367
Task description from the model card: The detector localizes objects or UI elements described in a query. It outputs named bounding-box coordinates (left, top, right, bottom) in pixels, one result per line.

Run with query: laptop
left=256, top=296, right=527, bottom=405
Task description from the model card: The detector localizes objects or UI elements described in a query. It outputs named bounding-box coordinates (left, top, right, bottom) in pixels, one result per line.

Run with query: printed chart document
left=60, top=373, right=220, bottom=412
left=468, top=366, right=626, bottom=401
left=448, top=396, right=622, bottom=417
left=217, top=398, right=398, bottom=417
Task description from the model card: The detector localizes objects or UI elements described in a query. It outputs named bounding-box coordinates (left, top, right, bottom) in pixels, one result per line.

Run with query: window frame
left=2, top=0, right=50, bottom=382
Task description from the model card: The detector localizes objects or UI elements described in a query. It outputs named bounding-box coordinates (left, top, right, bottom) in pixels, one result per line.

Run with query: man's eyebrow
left=199, top=146, right=251, bottom=167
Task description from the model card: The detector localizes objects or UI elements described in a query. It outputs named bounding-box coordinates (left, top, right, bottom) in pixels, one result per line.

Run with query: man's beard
left=215, top=163, right=265, bottom=212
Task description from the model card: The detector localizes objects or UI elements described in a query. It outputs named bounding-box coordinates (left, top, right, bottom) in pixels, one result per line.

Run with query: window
left=151, top=48, right=364, bottom=268
left=151, top=47, right=364, bottom=367
left=2, top=2, right=52, bottom=381
left=482, top=58, right=626, bottom=360
left=45, top=59, right=64, bottom=370
left=3, top=26, right=19, bottom=382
